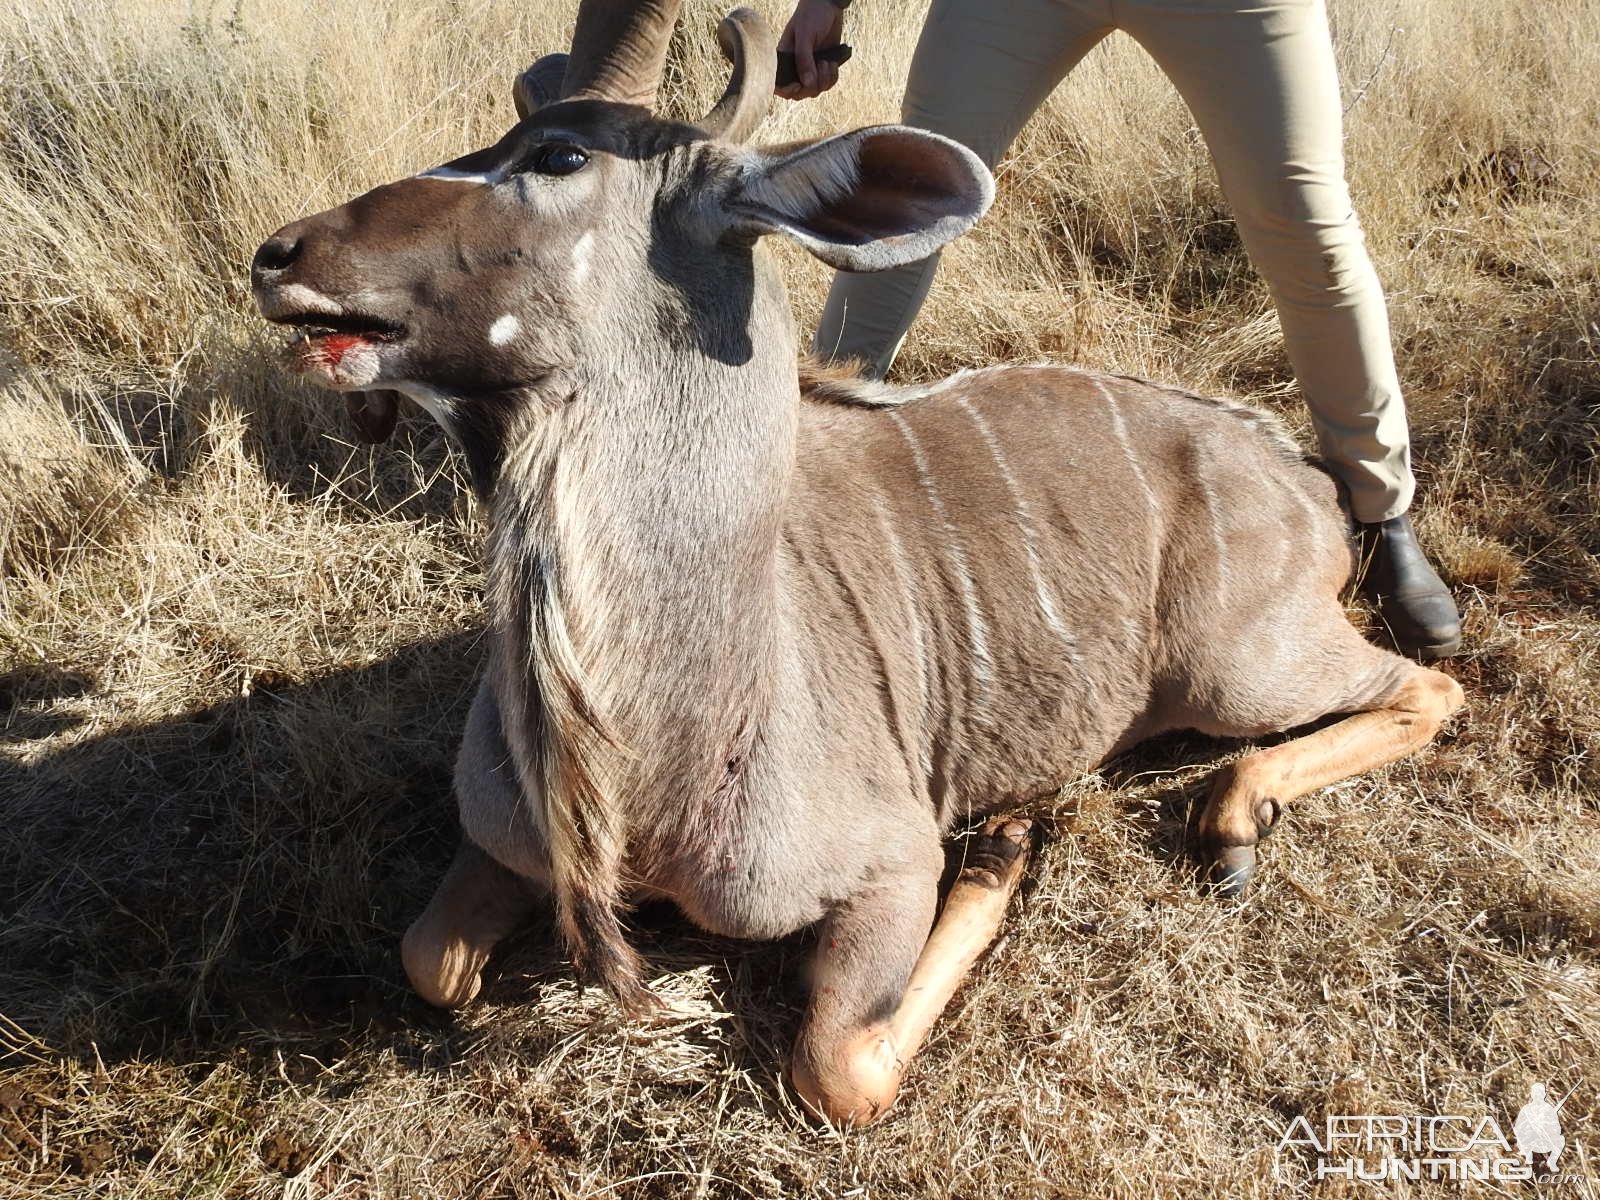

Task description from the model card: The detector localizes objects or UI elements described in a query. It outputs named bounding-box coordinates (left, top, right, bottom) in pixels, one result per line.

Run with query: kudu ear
left=725, top=125, right=994, bottom=271
left=514, top=53, right=570, bottom=120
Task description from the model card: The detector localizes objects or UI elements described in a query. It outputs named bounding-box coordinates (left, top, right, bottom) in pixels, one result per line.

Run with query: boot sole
left=1407, top=635, right=1463, bottom=661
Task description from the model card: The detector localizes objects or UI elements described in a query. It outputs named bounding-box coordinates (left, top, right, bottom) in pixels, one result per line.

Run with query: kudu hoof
left=1210, top=845, right=1257, bottom=898
left=1206, top=797, right=1280, bottom=898
left=960, top=817, right=1034, bottom=887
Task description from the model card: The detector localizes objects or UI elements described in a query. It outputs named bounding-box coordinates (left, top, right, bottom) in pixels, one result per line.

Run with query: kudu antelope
left=250, top=0, right=1464, bottom=1127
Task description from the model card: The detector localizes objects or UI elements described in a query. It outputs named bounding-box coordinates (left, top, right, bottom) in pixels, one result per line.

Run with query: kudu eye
left=531, top=143, right=589, bottom=177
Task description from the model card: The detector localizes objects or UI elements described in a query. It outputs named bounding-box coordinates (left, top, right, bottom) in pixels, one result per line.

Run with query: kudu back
left=251, top=2, right=1463, bottom=1127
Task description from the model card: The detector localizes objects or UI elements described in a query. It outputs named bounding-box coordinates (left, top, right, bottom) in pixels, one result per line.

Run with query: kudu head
left=250, top=2, right=994, bottom=490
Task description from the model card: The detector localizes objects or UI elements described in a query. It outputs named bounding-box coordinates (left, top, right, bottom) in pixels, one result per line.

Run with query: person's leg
left=1122, top=0, right=1460, bottom=656
left=814, top=0, right=1113, bottom=376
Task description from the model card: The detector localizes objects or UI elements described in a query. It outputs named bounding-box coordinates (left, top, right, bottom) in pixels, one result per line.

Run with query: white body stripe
left=1277, top=475, right=1329, bottom=586
left=1282, top=472, right=1325, bottom=534
left=956, top=396, right=1083, bottom=663
left=1192, top=440, right=1232, bottom=596
left=890, top=411, right=994, bottom=707
left=1090, top=377, right=1161, bottom=519
left=871, top=494, right=935, bottom=784
left=1090, top=377, right=1162, bottom=653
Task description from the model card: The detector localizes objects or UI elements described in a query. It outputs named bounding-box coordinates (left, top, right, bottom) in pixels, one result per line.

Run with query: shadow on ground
left=0, top=631, right=805, bottom=1085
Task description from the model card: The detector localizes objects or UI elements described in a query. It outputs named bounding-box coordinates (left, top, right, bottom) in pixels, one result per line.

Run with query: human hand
left=776, top=0, right=846, bottom=100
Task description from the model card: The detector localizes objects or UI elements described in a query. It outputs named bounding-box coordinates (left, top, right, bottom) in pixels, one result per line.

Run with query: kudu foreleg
left=402, top=840, right=541, bottom=1008
left=1202, top=666, right=1464, bottom=896
left=792, top=817, right=1034, bottom=1128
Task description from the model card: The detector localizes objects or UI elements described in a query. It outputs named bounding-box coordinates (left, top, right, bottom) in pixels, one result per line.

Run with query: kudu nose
left=252, top=231, right=303, bottom=278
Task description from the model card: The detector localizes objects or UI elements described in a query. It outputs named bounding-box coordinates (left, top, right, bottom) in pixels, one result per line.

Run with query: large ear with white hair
left=724, top=125, right=994, bottom=271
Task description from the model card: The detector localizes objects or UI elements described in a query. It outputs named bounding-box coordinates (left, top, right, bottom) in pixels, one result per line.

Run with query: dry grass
left=2, top=0, right=1599, bottom=1195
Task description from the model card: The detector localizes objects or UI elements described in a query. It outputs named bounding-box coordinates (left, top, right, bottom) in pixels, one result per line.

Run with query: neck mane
left=486, top=280, right=802, bottom=867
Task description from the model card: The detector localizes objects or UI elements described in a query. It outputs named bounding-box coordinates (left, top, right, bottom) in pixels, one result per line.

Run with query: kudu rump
left=251, top=1, right=1463, bottom=1126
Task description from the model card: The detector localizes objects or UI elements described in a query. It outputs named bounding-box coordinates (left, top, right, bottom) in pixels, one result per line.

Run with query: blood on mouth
left=309, top=333, right=366, bottom=368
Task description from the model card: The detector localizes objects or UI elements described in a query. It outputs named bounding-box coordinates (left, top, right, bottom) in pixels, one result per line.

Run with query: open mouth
left=267, top=309, right=406, bottom=386
left=269, top=309, right=407, bottom=344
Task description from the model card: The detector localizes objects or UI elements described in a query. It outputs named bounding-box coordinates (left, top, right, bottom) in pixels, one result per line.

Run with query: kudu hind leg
left=1202, top=666, right=1464, bottom=895
left=793, top=818, right=1033, bottom=1128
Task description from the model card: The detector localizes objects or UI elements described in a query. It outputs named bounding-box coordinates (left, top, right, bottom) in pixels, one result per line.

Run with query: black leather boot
left=1358, top=514, right=1462, bottom=659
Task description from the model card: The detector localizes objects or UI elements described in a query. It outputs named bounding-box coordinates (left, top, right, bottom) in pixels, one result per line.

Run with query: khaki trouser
left=815, top=0, right=1414, bottom=522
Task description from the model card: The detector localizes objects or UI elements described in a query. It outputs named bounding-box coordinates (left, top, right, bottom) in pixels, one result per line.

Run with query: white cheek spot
left=489, top=313, right=521, bottom=347
left=572, top=231, right=594, bottom=285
